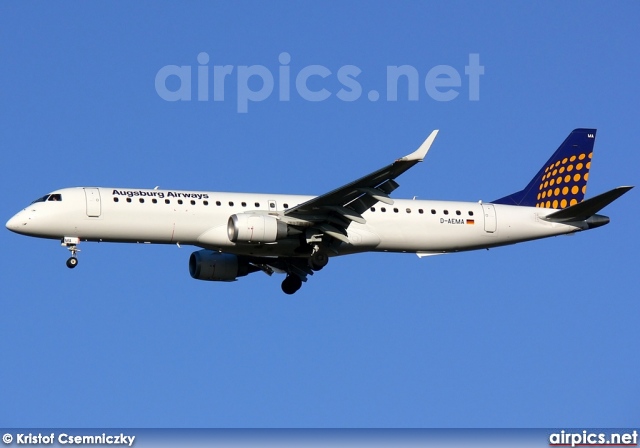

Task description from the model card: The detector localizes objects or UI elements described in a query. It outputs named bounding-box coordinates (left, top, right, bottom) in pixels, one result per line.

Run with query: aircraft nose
left=6, top=212, right=24, bottom=233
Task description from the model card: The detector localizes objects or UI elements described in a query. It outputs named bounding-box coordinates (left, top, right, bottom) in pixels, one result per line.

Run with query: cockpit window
left=31, top=195, right=49, bottom=204
left=30, top=193, right=62, bottom=204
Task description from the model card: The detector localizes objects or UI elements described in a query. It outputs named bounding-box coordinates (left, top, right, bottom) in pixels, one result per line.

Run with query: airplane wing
left=283, top=130, right=439, bottom=244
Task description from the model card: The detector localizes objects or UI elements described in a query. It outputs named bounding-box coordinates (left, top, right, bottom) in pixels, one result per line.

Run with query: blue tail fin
left=493, top=128, right=596, bottom=209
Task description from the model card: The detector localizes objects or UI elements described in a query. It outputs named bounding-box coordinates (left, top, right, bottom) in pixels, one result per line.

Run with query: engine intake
left=227, top=213, right=289, bottom=243
left=189, top=250, right=257, bottom=281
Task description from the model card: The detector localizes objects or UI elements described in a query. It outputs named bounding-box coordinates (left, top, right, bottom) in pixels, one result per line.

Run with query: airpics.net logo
left=154, top=52, right=484, bottom=113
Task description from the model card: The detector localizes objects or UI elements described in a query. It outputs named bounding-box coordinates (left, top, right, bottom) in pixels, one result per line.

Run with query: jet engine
left=189, top=250, right=257, bottom=281
left=227, top=213, right=289, bottom=243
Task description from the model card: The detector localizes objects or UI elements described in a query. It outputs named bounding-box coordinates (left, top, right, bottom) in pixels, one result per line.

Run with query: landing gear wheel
left=281, top=275, right=302, bottom=295
left=66, top=257, right=78, bottom=269
left=309, top=251, right=329, bottom=271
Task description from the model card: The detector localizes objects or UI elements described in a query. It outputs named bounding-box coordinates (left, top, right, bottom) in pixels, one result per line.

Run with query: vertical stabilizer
left=493, top=128, right=596, bottom=208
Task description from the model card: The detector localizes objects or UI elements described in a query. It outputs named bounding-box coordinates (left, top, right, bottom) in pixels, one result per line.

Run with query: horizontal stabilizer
left=543, top=186, right=633, bottom=222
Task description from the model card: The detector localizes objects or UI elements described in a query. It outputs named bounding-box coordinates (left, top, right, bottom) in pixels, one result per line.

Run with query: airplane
left=5, top=128, right=632, bottom=294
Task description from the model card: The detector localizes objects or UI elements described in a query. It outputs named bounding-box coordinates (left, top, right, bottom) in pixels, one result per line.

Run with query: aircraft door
left=482, top=203, right=496, bottom=233
left=84, top=188, right=102, bottom=217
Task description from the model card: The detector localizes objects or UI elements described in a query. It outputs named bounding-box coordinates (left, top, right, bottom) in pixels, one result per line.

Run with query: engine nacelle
left=227, top=213, right=289, bottom=243
left=189, top=250, right=253, bottom=281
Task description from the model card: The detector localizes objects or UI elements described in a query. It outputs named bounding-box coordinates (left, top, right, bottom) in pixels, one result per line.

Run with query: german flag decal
left=466, top=219, right=475, bottom=225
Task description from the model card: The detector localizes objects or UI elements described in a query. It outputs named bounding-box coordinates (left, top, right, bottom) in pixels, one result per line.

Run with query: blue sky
left=1, top=2, right=638, bottom=428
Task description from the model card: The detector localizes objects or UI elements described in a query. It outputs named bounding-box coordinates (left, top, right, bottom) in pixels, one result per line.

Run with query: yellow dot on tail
left=576, top=162, right=583, bottom=170
left=559, top=166, right=565, bottom=174
left=588, top=152, right=592, bottom=159
left=561, top=199, right=567, bottom=208
left=565, top=175, right=571, bottom=183
left=570, top=199, right=578, bottom=206
left=570, top=155, right=577, bottom=162
left=552, top=200, right=558, bottom=208
left=562, top=158, right=568, bottom=164
left=579, top=153, right=586, bottom=160
left=556, top=176, right=562, bottom=184
left=584, top=173, right=589, bottom=181
left=554, top=187, right=560, bottom=196
left=562, top=186, right=569, bottom=195
left=582, top=185, right=587, bottom=194
left=550, top=179, right=555, bottom=186
left=586, top=161, right=591, bottom=169
left=546, top=201, right=551, bottom=208
left=571, top=185, right=579, bottom=194
left=567, top=165, right=574, bottom=172
left=573, top=173, right=581, bottom=182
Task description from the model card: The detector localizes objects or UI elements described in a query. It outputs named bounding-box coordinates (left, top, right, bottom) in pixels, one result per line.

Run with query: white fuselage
left=6, top=187, right=586, bottom=257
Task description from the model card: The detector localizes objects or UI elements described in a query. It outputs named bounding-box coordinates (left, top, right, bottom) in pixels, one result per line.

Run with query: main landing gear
left=61, top=237, right=80, bottom=269
left=308, top=250, right=329, bottom=271
left=281, top=249, right=330, bottom=295
left=281, top=274, right=302, bottom=295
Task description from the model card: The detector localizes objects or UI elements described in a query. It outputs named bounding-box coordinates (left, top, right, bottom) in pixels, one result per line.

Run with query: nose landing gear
left=61, top=237, right=80, bottom=269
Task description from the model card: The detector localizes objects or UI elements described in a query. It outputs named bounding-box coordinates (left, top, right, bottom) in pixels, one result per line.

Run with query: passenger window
left=444, top=210, right=449, bottom=215
left=191, top=200, right=196, bottom=205
left=469, top=211, right=474, bottom=216
left=406, top=208, right=411, bottom=213
left=139, top=198, right=144, bottom=203
left=126, top=198, right=132, bottom=203
left=216, top=201, right=221, bottom=206
left=241, top=202, right=247, bottom=207
left=152, top=199, right=157, bottom=204
left=381, top=207, right=386, bottom=212
left=456, top=210, right=461, bottom=215
left=393, top=208, right=399, bottom=213
left=229, top=201, right=234, bottom=207
left=371, top=207, right=376, bottom=212
left=165, top=199, right=170, bottom=204
left=431, top=209, right=436, bottom=214
left=203, top=200, right=209, bottom=206
left=178, top=199, right=183, bottom=205
left=113, top=197, right=119, bottom=203
left=255, top=202, right=260, bottom=207
left=418, top=209, right=423, bottom=214
left=284, top=203, right=289, bottom=208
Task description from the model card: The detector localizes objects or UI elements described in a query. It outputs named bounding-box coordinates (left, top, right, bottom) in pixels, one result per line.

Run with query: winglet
left=399, top=130, right=439, bottom=162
